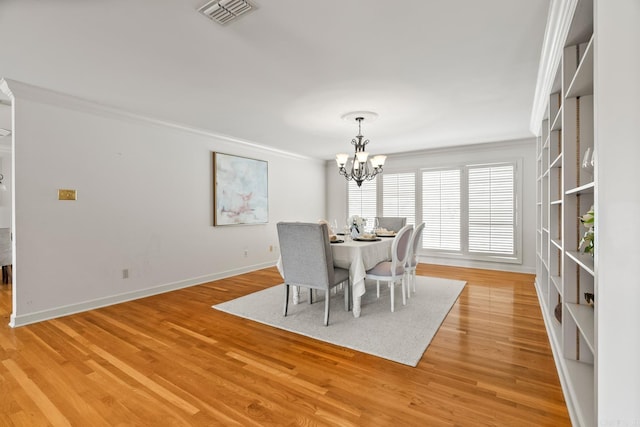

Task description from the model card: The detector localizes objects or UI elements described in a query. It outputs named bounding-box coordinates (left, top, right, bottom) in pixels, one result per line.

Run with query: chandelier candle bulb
left=336, top=153, right=349, bottom=166
left=372, top=155, right=387, bottom=167
left=356, top=151, right=369, bottom=163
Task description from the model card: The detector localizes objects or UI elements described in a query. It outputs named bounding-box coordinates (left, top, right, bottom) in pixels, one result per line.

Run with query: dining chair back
left=405, top=222, right=426, bottom=298
left=276, top=222, right=350, bottom=326
left=375, top=217, right=407, bottom=232
left=365, top=224, right=414, bottom=312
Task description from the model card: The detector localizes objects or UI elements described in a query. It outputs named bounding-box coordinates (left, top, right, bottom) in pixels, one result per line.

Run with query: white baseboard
left=533, top=278, right=581, bottom=427
left=418, top=255, right=536, bottom=275
left=9, top=261, right=275, bottom=328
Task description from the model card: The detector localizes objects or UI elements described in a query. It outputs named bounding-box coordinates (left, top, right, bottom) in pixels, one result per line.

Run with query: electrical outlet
left=122, top=269, right=129, bottom=279
left=244, top=249, right=249, bottom=258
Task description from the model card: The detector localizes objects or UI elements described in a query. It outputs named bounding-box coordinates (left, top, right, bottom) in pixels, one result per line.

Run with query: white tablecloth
left=276, top=238, right=393, bottom=317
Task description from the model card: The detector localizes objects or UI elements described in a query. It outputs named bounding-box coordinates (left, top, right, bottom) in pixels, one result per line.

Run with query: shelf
left=566, top=303, right=595, bottom=354
left=566, top=251, right=595, bottom=276
left=566, top=181, right=594, bottom=195
left=536, top=4, right=596, bottom=423
left=550, top=107, right=562, bottom=131
left=550, top=275, right=562, bottom=294
left=563, top=359, right=595, bottom=427
left=566, top=35, right=594, bottom=98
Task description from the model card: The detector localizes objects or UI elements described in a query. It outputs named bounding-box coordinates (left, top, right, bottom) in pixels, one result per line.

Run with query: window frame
left=380, top=172, right=416, bottom=227
left=346, top=158, right=523, bottom=265
left=420, top=159, right=522, bottom=264
left=347, top=178, right=378, bottom=230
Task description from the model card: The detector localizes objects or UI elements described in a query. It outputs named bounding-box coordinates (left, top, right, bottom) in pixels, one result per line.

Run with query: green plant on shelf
left=579, top=206, right=594, bottom=256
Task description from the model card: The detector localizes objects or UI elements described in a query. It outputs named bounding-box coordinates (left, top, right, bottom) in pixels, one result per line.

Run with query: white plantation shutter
left=344, top=161, right=520, bottom=263
left=348, top=178, right=377, bottom=228
left=468, top=164, right=515, bottom=255
left=422, top=169, right=461, bottom=251
left=382, top=173, right=415, bottom=226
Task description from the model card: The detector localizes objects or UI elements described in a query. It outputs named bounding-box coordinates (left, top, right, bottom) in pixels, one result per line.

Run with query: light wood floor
left=0, top=264, right=570, bottom=426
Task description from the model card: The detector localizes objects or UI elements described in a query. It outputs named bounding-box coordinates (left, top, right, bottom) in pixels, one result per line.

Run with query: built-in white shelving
left=565, top=36, right=594, bottom=98
left=566, top=251, right=595, bottom=276
left=534, top=0, right=596, bottom=425
left=566, top=303, right=595, bottom=353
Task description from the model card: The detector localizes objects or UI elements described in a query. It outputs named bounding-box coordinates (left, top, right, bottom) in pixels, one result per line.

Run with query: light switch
left=58, top=189, right=77, bottom=200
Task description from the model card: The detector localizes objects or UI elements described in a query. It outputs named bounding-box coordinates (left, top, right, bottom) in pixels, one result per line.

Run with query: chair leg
left=309, top=288, right=314, bottom=304
left=412, top=270, right=417, bottom=293
left=324, top=290, right=330, bottom=326
left=405, top=271, right=411, bottom=300
left=390, top=281, right=395, bottom=312
left=376, top=280, right=380, bottom=298
left=401, top=277, right=407, bottom=306
left=284, top=284, right=289, bottom=316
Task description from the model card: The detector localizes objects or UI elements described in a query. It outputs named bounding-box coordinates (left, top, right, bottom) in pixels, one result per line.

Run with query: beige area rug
left=213, top=276, right=466, bottom=367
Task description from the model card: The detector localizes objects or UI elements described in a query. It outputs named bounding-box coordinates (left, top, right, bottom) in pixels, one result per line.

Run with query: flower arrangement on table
left=579, top=206, right=594, bottom=256
left=348, top=215, right=367, bottom=236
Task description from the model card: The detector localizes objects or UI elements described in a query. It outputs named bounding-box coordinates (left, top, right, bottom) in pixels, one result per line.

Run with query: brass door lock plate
left=58, top=189, right=77, bottom=200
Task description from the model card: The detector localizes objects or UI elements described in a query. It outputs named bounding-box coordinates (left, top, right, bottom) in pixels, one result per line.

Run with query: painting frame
left=213, top=152, right=269, bottom=226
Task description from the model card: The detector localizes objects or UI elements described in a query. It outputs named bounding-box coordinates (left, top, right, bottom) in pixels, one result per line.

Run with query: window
left=382, top=173, right=415, bottom=226
left=348, top=178, right=377, bottom=227
left=345, top=160, right=520, bottom=263
left=421, top=162, right=517, bottom=259
left=468, top=164, right=515, bottom=255
left=422, top=169, right=461, bottom=251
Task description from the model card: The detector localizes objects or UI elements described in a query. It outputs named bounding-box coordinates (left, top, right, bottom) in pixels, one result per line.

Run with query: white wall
left=4, top=80, right=325, bottom=326
left=0, top=103, right=11, bottom=228
left=0, top=146, right=11, bottom=228
left=594, top=0, right=640, bottom=423
left=327, top=138, right=537, bottom=273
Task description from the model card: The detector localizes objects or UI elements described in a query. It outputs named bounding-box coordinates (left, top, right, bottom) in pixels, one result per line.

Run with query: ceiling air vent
left=198, top=0, right=254, bottom=25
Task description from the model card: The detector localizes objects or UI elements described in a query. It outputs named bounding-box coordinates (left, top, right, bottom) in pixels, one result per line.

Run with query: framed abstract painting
left=213, top=152, right=268, bottom=226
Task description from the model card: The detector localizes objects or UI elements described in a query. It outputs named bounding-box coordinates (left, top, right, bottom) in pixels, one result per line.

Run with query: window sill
left=421, top=250, right=522, bottom=265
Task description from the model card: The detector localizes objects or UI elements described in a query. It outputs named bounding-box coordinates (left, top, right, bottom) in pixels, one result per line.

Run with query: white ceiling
left=0, top=0, right=549, bottom=159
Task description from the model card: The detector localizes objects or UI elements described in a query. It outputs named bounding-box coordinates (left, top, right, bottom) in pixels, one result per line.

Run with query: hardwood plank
left=0, top=264, right=570, bottom=425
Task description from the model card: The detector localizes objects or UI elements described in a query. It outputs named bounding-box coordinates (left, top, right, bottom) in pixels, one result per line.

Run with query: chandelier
left=335, top=112, right=386, bottom=187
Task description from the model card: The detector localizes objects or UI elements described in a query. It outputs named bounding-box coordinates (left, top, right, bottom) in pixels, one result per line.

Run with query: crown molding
left=0, top=78, right=319, bottom=163
left=0, top=79, right=14, bottom=102
left=529, top=0, right=579, bottom=135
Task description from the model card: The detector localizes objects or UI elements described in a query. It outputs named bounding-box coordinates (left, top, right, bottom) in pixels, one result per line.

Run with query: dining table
left=276, top=235, right=394, bottom=318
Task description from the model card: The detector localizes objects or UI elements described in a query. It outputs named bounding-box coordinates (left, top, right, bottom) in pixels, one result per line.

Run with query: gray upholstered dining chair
left=365, top=224, right=413, bottom=312
left=277, top=222, right=351, bottom=326
left=375, top=217, right=407, bottom=232
left=405, top=222, right=425, bottom=299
